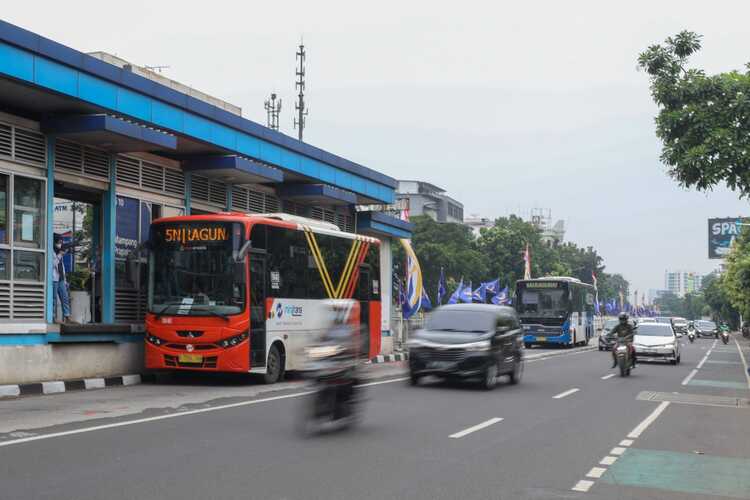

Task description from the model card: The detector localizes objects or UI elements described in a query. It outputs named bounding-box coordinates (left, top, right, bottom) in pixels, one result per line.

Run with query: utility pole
left=264, top=93, right=282, bottom=131
left=294, top=42, right=308, bottom=141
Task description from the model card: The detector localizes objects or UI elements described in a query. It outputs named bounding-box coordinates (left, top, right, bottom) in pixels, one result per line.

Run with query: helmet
left=618, top=312, right=629, bottom=323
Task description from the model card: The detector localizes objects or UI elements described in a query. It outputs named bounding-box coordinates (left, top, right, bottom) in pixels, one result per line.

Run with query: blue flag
left=437, top=267, right=447, bottom=305
left=448, top=279, right=464, bottom=305
left=420, top=289, right=432, bottom=311
left=460, top=281, right=474, bottom=303
left=491, top=286, right=510, bottom=305
left=472, top=283, right=487, bottom=303
left=482, top=278, right=500, bottom=295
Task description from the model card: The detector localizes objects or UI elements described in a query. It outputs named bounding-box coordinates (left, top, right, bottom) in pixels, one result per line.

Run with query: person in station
left=52, top=233, right=77, bottom=324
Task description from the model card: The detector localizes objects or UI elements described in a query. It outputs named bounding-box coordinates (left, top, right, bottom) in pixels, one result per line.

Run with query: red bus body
left=144, top=213, right=382, bottom=376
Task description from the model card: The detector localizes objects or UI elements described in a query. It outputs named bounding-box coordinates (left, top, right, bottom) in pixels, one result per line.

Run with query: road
left=1, top=337, right=749, bottom=500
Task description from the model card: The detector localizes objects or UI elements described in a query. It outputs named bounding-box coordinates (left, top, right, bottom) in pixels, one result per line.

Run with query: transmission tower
left=264, top=93, right=282, bottom=131
left=294, top=42, right=309, bottom=141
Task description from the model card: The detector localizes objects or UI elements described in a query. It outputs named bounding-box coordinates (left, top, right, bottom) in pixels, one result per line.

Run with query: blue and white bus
left=515, top=277, right=596, bottom=348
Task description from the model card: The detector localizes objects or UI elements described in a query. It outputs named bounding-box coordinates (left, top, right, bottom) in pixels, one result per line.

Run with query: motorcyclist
left=610, top=312, right=636, bottom=369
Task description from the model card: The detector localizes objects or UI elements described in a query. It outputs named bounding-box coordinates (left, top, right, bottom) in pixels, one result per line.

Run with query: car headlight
left=464, top=340, right=491, bottom=352
left=217, top=332, right=248, bottom=348
left=305, top=345, right=345, bottom=359
left=407, top=338, right=428, bottom=348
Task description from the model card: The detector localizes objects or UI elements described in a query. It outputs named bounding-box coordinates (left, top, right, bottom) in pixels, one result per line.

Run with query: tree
left=722, top=229, right=750, bottom=319
left=702, top=273, right=739, bottom=327
left=638, top=31, right=750, bottom=196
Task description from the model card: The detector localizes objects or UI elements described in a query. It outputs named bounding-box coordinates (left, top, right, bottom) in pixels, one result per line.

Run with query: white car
left=633, top=323, right=681, bottom=365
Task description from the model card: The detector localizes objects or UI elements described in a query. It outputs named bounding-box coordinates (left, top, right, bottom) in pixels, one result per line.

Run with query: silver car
left=633, top=323, right=681, bottom=365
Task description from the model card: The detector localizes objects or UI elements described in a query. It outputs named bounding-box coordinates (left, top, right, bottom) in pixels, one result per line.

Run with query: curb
left=0, top=373, right=153, bottom=400
left=370, top=353, right=409, bottom=364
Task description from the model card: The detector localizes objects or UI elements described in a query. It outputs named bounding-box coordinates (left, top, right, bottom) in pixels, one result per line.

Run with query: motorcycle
left=297, top=327, right=363, bottom=436
left=614, top=342, right=634, bottom=377
left=721, top=329, right=730, bottom=345
left=687, top=328, right=696, bottom=343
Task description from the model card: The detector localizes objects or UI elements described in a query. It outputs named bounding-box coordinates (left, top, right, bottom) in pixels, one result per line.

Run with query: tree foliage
left=402, top=215, right=628, bottom=303
left=722, top=228, right=750, bottom=319
left=638, top=31, right=750, bottom=196
left=654, top=291, right=706, bottom=321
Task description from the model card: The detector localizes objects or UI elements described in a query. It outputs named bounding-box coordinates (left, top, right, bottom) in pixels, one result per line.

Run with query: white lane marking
left=601, top=374, right=615, bottom=380
left=619, top=439, right=634, bottom=447
left=627, top=401, right=670, bottom=439
left=572, top=480, right=594, bottom=492
left=586, top=467, right=606, bottom=479
left=552, top=388, right=580, bottom=399
left=357, top=377, right=409, bottom=388
left=600, top=456, right=618, bottom=465
left=0, top=375, right=411, bottom=448
left=610, top=447, right=626, bottom=456
left=526, top=348, right=595, bottom=364
left=449, top=417, right=503, bottom=439
left=735, top=339, right=750, bottom=390
left=681, top=369, right=698, bottom=386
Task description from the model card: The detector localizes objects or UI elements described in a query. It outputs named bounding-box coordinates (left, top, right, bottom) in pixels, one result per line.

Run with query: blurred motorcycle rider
left=610, top=312, right=636, bottom=369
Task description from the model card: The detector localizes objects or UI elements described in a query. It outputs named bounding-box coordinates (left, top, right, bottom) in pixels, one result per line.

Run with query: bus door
left=250, top=254, right=267, bottom=367
left=357, top=265, right=372, bottom=356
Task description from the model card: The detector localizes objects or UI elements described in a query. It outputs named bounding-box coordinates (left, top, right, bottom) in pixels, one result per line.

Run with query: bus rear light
left=218, top=332, right=248, bottom=348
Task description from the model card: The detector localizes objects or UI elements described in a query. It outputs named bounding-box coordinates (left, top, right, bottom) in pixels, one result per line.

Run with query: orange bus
left=143, top=213, right=381, bottom=382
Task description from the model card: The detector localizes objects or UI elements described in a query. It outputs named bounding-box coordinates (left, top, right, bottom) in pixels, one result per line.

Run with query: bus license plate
left=178, top=354, right=203, bottom=363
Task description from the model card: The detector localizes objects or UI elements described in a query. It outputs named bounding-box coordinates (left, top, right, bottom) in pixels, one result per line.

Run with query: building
left=647, top=288, right=668, bottom=304
left=396, top=180, right=464, bottom=224
left=664, top=270, right=704, bottom=297
left=529, top=208, right=565, bottom=246
left=464, top=214, right=493, bottom=237
left=0, top=20, right=411, bottom=385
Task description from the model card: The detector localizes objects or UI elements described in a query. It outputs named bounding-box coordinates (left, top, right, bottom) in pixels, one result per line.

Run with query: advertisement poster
left=708, top=217, right=748, bottom=259
left=116, top=196, right=139, bottom=260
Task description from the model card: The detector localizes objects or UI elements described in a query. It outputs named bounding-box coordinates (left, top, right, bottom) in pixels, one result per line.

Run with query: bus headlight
left=146, top=335, right=164, bottom=346
left=218, top=332, right=248, bottom=348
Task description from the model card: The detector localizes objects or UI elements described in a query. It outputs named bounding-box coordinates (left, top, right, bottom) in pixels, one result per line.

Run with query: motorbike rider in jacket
left=610, top=312, right=636, bottom=369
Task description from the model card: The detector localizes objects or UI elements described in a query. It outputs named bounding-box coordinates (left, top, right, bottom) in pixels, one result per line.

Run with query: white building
left=664, top=270, right=703, bottom=297
left=464, top=214, right=493, bottom=237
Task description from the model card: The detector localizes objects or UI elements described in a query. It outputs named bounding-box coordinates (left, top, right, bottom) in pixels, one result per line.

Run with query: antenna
left=264, top=92, right=282, bottom=131
left=144, top=65, right=170, bottom=74
left=294, top=41, right=309, bottom=141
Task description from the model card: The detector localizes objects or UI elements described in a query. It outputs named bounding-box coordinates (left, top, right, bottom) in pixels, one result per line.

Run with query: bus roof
left=519, top=276, right=583, bottom=283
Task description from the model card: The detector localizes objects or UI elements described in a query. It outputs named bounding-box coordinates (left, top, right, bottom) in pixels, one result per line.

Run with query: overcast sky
left=5, top=1, right=749, bottom=294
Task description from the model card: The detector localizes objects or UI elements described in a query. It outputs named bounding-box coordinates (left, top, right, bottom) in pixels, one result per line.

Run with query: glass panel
left=0, top=249, right=8, bottom=280
left=0, top=174, right=7, bottom=244
left=13, top=177, right=43, bottom=248
left=13, top=250, right=43, bottom=281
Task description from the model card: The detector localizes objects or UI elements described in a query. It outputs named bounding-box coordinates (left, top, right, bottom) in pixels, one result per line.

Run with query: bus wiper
left=153, top=304, right=175, bottom=319
left=191, top=307, right=230, bottom=322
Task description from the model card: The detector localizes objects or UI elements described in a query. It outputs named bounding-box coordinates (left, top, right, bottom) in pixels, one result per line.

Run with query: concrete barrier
left=0, top=343, right=144, bottom=386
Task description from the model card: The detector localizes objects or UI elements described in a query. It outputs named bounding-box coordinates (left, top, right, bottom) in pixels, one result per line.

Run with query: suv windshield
left=425, top=309, right=496, bottom=334
left=635, top=324, right=674, bottom=337
left=148, top=221, right=246, bottom=317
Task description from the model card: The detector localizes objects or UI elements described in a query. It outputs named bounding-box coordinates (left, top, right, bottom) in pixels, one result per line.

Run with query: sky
left=5, top=1, right=749, bottom=295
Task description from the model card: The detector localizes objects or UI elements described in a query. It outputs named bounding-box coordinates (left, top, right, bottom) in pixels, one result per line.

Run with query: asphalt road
left=1, top=337, right=749, bottom=500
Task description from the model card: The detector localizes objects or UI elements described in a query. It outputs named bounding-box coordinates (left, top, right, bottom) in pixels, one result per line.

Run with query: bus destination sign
left=524, top=281, right=560, bottom=289
left=164, top=226, right=229, bottom=244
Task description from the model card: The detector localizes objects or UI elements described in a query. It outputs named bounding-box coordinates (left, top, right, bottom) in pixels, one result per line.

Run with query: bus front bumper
left=145, top=341, right=250, bottom=372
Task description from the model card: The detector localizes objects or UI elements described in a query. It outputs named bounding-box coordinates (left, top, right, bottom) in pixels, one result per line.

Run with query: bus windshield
left=517, top=287, right=569, bottom=318
left=148, top=221, right=246, bottom=317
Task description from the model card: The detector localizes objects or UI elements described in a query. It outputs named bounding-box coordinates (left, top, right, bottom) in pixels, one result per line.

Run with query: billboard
left=708, top=217, right=748, bottom=259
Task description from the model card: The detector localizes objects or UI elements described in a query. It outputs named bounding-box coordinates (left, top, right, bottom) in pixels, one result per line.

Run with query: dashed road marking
left=449, top=417, right=503, bottom=439
left=586, top=467, right=606, bottom=479
left=601, top=374, right=615, bottom=380
left=619, top=439, right=634, bottom=447
left=552, top=388, right=580, bottom=399
left=600, top=456, right=618, bottom=465
left=572, top=480, right=594, bottom=492
left=681, top=369, right=698, bottom=386
left=610, top=447, right=626, bottom=456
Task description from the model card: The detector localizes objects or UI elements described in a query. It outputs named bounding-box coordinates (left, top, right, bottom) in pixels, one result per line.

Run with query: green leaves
left=639, top=31, right=750, bottom=197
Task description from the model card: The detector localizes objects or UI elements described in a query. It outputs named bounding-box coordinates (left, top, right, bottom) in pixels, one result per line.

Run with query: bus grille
left=165, top=343, right=218, bottom=351
left=164, top=355, right=218, bottom=368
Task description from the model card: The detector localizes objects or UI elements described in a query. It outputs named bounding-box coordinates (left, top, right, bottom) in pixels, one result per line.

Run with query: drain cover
left=637, top=391, right=749, bottom=408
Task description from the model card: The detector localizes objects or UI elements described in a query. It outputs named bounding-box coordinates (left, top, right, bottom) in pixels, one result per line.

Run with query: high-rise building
left=665, top=270, right=704, bottom=297
left=396, top=181, right=464, bottom=224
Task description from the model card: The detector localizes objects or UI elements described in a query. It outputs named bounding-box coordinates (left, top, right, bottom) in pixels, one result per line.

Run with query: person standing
left=52, top=234, right=73, bottom=324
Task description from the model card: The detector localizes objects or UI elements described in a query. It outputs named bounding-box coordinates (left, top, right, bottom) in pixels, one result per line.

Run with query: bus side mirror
left=234, top=240, right=252, bottom=262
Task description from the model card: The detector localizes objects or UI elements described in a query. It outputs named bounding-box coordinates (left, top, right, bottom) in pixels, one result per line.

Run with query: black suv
left=407, top=304, right=524, bottom=390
